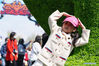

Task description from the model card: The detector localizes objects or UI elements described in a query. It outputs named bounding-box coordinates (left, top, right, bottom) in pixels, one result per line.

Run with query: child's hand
left=78, top=18, right=86, bottom=29
left=61, top=12, right=73, bottom=17
left=30, top=40, right=33, bottom=43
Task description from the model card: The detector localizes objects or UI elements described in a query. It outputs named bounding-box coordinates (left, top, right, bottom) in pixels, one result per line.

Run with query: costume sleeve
left=14, top=39, right=18, bottom=55
left=14, top=39, right=18, bottom=50
left=48, top=10, right=62, bottom=32
left=75, top=29, right=90, bottom=47
left=7, top=39, right=13, bottom=53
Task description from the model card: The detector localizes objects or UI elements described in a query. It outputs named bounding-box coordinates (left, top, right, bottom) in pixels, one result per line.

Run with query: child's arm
left=25, top=41, right=32, bottom=47
left=48, top=10, right=63, bottom=32
left=75, top=19, right=90, bottom=47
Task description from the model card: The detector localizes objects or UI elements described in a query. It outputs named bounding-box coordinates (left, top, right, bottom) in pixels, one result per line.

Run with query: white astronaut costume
left=37, top=10, right=90, bottom=66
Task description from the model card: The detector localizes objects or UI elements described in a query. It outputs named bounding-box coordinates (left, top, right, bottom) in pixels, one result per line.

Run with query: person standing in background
left=42, top=33, right=49, bottom=48
left=6, top=32, right=18, bottom=66
left=1, top=37, right=8, bottom=66
left=30, top=36, right=43, bottom=66
left=17, top=38, right=32, bottom=66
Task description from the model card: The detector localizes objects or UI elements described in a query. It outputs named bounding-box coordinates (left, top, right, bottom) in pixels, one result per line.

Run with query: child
left=37, top=10, right=90, bottom=66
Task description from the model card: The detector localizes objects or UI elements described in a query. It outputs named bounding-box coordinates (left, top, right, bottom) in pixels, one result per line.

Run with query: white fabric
left=30, top=42, right=43, bottom=66
left=31, top=42, right=41, bottom=61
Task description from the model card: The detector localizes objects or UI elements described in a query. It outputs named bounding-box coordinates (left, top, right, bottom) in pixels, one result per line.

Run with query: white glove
left=12, top=53, right=15, bottom=56
left=10, top=61, right=13, bottom=63
left=15, top=50, right=18, bottom=53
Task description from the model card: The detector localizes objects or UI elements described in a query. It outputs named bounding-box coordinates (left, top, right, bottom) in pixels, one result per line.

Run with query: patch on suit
left=67, top=42, right=72, bottom=47
left=56, top=34, right=61, bottom=39
left=45, top=47, right=52, bottom=53
left=59, top=56, right=66, bottom=61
